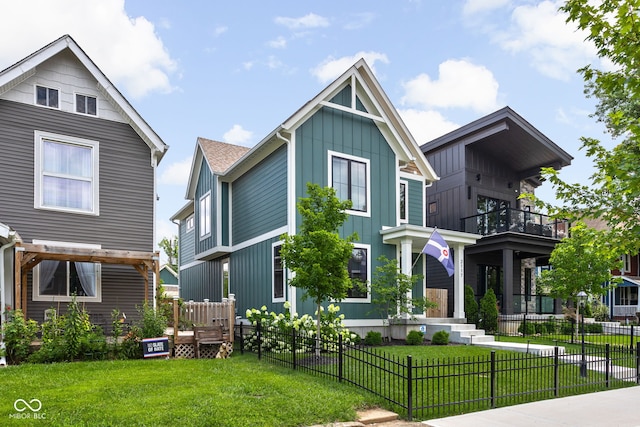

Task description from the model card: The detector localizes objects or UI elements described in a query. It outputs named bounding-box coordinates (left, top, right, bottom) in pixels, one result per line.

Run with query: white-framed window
left=622, top=254, right=631, bottom=273
left=272, top=242, right=285, bottom=302
left=32, top=241, right=102, bottom=303
left=34, top=131, right=99, bottom=215
left=35, top=85, right=59, bottom=108
left=346, top=244, right=370, bottom=301
left=199, top=192, right=211, bottom=238
left=222, top=258, right=230, bottom=299
left=75, top=93, right=97, bottom=116
left=399, top=180, right=408, bottom=223
left=328, top=150, right=370, bottom=216
left=186, top=215, right=195, bottom=232
left=615, top=286, right=638, bottom=306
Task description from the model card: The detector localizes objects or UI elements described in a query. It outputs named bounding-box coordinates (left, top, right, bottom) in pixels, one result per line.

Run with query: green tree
left=479, top=289, right=498, bottom=334
left=537, top=221, right=622, bottom=303
left=280, top=183, right=357, bottom=357
left=369, top=255, right=434, bottom=340
left=159, top=236, right=178, bottom=271
left=528, top=0, right=640, bottom=255
left=464, top=285, right=480, bottom=325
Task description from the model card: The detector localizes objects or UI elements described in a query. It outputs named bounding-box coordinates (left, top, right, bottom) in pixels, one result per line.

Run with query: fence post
left=631, top=325, right=635, bottom=354
left=523, top=313, right=527, bottom=338
left=554, top=346, right=559, bottom=397
left=338, top=334, right=343, bottom=382
left=636, top=342, right=640, bottom=385
left=407, top=355, right=413, bottom=421
left=292, top=328, right=297, bottom=370
left=490, top=351, right=496, bottom=408
left=257, top=320, right=262, bottom=360
left=605, top=344, right=610, bottom=388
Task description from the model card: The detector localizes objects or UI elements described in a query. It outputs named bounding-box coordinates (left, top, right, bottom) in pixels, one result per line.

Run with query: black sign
left=142, top=337, right=170, bottom=358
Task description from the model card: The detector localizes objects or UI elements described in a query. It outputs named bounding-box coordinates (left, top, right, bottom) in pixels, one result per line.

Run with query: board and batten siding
left=194, top=157, right=217, bottom=255
left=179, top=218, right=196, bottom=266
left=407, top=178, right=424, bottom=227
left=231, top=144, right=287, bottom=245
left=178, top=260, right=223, bottom=302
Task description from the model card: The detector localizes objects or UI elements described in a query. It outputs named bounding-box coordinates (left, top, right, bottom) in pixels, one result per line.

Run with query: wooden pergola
left=14, top=242, right=160, bottom=316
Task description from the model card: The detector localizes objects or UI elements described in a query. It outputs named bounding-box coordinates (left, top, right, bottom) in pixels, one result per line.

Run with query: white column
left=453, top=243, right=466, bottom=320
left=401, top=238, right=413, bottom=317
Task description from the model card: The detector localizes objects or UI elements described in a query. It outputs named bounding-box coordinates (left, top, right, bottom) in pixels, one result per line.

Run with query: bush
left=592, top=301, right=610, bottom=322
left=3, top=309, right=38, bottom=364
left=406, top=330, right=424, bottom=345
left=543, top=317, right=558, bottom=334
left=431, top=330, right=449, bottom=345
left=560, top=320, right=576, bottom=335
left=364, top=331, right=383, bottom=346
left=518, top=321, right=536, bottom=335
left=138, top=302, right=168, bottom=339
left=479, top=289, right=498, bottom=333
left=464, top=285, right=479, bottom=325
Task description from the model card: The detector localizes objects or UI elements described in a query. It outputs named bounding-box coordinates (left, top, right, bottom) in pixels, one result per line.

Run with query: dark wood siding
left=0, top=99, right=155, bottom=324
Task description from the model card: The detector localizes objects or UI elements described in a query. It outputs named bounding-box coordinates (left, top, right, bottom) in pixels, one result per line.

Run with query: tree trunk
left=316, top=301, right=322, bottom=358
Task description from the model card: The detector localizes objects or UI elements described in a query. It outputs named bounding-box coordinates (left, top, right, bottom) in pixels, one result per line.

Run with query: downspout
left=0, top=240, right=16, bottom=342
left=275, top=131, right=295, bottom=314
left=151, top=149, right=159, bottom=310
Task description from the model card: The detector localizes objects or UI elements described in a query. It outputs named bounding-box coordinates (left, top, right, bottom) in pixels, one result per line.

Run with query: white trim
left=179, top=259, right=206, bottom=271
left=327, top=150, right=371, bottom=218
left=344, top=243, right=371, bottom=303
left=216, top=177, right=223, bottom=247
left=186, top=215, right=195, bottom=232
left=34, top=84, right=61, bottom=109
left=232, top=226, right=289, bottom=252
left=31, top=239, right=102, bottom=303
left=221, top=257, right=230, bottom=299
left=272, top=241, right=285, bottom=303
left=198, top=191, right=212, bottom=239
left=73, top=91, right=98, bottom=117
left=34, top=130, right=100, bottom=216
left=287, top=132, right=297, bottom=315
left=399, top=179, right=408, bottom=224
left=399, top=171, right=424, bottom=181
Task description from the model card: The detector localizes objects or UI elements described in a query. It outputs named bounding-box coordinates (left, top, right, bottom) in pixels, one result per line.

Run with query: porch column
left=400, top=238, right=413, bottom=317
left=453, top=243, right=465, bottom=320
left=503, top=249, right=514, bottom=315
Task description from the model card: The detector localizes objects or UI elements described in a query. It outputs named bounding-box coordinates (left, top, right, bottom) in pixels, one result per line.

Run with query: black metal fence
left=237, top=322, right=640, bottom=421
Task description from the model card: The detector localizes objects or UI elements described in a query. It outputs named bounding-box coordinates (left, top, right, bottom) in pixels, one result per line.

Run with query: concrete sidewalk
left=423, top=386, right=640, bottom=427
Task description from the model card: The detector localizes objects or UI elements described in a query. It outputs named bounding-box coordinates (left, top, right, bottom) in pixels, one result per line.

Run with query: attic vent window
left=36, top=85, right=59, bottom=108
left=76, top=94, right=97, bottom=116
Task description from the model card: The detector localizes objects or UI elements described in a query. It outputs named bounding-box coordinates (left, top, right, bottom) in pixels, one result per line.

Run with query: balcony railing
left=461, top=208, right=569, bottom=238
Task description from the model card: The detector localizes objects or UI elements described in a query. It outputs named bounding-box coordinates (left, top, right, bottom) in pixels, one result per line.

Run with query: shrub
left=464, top=285, right=479, bottom=325
left=2, top=309, right=38, bottom=364
left=592, top=301, right=610, bottom=322
left=479, top=289, right=498, bottom=333
left=364, top=331, right=383, bottom=346
left=138, top=302, right=168, bottom=339
left=518, top=321, right=536, bottom=335
left=560, top=320, right=576, bottom=335
left=431, top=330, right=449, bottom=345
left=543, top=317, right=558, bottom=334
left=63, top=295, right=93, bottom=359
left=406, top=330, right=424, bottom=345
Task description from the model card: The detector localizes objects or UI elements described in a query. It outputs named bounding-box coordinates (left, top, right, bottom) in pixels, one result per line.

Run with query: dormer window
left=36, top=85, right=59, bottom=108
left=76, top=94, right=97, bottom=116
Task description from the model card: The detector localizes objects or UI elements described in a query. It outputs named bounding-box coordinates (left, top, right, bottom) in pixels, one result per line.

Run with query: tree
left=369, top=255, right=435, bottom=340
left=528, top=0, right=640, bottom=255
left=159, top=236, right=178, bottom=271
left=280, top=183, right=357, bottom=357
left=464, top=285, right=480, bottom=325
left=479, top=289, right=498, bottom=334
left=537, top=221, right=622, bottom=303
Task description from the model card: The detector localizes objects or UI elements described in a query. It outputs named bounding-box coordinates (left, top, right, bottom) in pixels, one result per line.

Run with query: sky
left=0, top=0, right=615, bottom=261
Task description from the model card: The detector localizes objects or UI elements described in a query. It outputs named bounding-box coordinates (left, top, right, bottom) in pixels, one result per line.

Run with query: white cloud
left=462, top=0, right=510, bottom=15
left=311, top=51, right=389, bottom=84
left=344, top=12, right=376, bottom=30
left=399, top=109, right=460, bottom=145
left=214, top=26, right=228, bottom=36
left=268, top=36, right=287, bottom=49
left=159, top=157, right=192, bottom=186
left=401, top=59, right=500, bottom=113
left=223, top=125, right=254, bottom=147
left=0, top=0, right=177, bottom=99
left=274, top=13, right=330, bottom=30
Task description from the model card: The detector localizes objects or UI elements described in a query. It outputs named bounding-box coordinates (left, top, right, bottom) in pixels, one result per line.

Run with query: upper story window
left=399, top=181, right=408, bottom=223
left=329, top=151, right=370, bottom=216
left=36, top=85, right=59, bottom=108
left=273, top=243, right=285, bottom=302
left=32, top=241, right=102, bottom=303
left=186, top=215, right=195, bottom=232
left=347, top=246, right=369, bottom=300
left=34, top=131, right=99, bottom=215
left=199, top=192, right=211, bottom=238
left=75, top=94, right=97, bottom=116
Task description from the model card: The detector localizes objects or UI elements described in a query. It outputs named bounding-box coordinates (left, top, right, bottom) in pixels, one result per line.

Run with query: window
left=199, top=192, right=211, bottom=238
left=33, top=241, right=101, bottom=303
left=347, top=247, right=369, bottom=299
left=75, top=94, right=97, bottom=116
left=222, top=259, right=229, bottom=299
left=34, top=131, right=99, bottom=215
left=428, top=201, right=438, bottom=215
left=273, top=243, right=285, bottom=301
left=329, top=151, right=369, bottom=214
left=36, top=85, right=59, bottom=108
left=615, top=286, right=638, bottom=306
left=186, top=215, right=195, bottom=232
left=622, top=254, right=631, bottom=272
left=399, top=181, right=408, bottom=223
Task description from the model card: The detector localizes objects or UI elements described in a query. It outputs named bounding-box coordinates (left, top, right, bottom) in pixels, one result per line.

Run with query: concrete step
left=424, top=323, right=493, bottom=345
left=474, top=340, right=565, bottom=355
left=357, top=408, right=398, bottom=425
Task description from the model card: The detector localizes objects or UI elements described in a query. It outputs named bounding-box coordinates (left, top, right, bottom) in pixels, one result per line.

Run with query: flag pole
left=411, top=227, right=437, bottom=270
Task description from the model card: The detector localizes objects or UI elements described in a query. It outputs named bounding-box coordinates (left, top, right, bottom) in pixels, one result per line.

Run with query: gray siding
left=179, top=219, right=196, bottom=265
left=407, top=179, right=423, bottom=226
left=0, top=99, right=155, bottom=324
left=232, top=144, right=287, bottom=244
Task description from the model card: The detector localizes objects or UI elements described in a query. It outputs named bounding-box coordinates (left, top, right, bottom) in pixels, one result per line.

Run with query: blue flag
left=422, top=230, right=454, bottom=277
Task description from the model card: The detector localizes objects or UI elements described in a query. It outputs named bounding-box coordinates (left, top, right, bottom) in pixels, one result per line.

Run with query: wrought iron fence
left=237, top=321, right=639, bottom=421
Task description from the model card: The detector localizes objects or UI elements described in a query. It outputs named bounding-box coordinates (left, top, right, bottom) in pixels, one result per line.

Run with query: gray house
left=0, top=35, right=167, bottom=326
left=421, top=107, right=573, bottom=315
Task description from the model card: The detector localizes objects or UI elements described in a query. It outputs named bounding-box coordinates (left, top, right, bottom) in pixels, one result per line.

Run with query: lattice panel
left=174, top=343, right=195, bottom=359
left=198, top=344, right=219, bottom=359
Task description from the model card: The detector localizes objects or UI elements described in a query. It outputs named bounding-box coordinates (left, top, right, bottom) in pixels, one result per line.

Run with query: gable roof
left=0, top=34, right=168, bottom=163
left=421, top=106, right=572, bottom=185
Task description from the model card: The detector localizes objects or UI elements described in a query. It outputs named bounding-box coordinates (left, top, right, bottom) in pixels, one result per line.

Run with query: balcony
left=461, top=208, right=569, bottom=239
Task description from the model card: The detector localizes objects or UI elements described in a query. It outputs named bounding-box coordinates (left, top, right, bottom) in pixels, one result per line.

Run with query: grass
left=0, top=355, right=382, bottom=427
